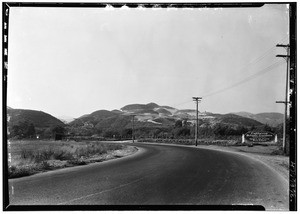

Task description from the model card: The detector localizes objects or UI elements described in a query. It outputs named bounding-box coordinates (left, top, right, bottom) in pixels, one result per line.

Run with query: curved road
left=8, top=143, right=288, bottom=210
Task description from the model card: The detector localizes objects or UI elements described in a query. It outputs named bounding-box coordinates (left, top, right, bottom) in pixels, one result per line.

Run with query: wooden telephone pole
left=132, top=114, right=135, bottom=143
left=193, top=97, right=202, bottom=146
left=276, top=44, right=290, bottom=154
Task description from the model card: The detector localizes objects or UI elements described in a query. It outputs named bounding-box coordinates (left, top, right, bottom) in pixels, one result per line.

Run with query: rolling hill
left=58, top=116, right=75, bottom=124
left=8, top=103, right=277, bottom=139
left=7, top=108, right=65, bottom=129
left=70, top=102, right=264, bottom=131
left=232, top=112, right=283, bottom=127
left=64, top=102, right=265, bottom=131
left=121, top=102, right=160, bottom=112
left=69, top=110, right=119, bottom=127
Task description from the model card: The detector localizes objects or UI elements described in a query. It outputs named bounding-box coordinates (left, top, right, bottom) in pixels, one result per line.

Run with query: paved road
left=8, top=143, right=288, bottom=210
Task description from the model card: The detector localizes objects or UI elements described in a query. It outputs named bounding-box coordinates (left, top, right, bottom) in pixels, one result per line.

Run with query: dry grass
left=7, top=140, right=134, bottom=179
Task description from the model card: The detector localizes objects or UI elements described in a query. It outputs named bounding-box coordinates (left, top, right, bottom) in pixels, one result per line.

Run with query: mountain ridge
left=231, top=111, right=283, bottom=127
left=7, top=108, right=65, bottom=129
left=7, top=104, right=283, bottom=140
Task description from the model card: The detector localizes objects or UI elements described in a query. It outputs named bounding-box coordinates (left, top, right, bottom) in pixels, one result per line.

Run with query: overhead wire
left=200, top=38, right=288, bottom=99
left=234, top=35, right=288, bottom=75
left=166, top=44, right=285, bottom=109
left=239, top=45, right=277, bottom=74
left=202, top=59, right=286, bottom=98
left=148, top=38, right=289, bottom=110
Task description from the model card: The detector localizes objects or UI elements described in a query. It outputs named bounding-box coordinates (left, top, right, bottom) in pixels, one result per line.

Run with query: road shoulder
left=138, top=141, right=289, bottom=182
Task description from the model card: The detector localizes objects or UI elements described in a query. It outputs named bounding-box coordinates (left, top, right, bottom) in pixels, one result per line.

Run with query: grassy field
left=8, top=140, right=136, bottom=179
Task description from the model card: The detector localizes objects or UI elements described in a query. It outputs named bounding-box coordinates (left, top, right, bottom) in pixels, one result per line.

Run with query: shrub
left=67, top=159, right=87, bottom=165
left=10, top=141, right=128, bottom=178
left=20, top=149, right=35, bottom=160
left=8, top=165, right=35, bottom=179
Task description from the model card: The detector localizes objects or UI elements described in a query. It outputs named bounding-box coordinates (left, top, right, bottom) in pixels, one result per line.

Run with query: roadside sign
left=244, top=131, right=275, bottom=143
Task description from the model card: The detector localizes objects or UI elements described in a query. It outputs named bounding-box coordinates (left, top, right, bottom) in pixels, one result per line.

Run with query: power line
left=239, top=45, right=277, bottom=74
left=237, top=36, right=288, bottom=75
left=169, top=42, right=288, bottom=109
left=202, top=59, right=285, bottom=98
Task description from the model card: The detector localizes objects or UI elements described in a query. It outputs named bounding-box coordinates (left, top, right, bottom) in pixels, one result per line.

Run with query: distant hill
left=95, top=115, right=132, bottom=131
left=7, top=108, right=65, bottom=129
left=71, top=103, right=267, bottom=131
left=121, top=102, right=160, bottom=112
left=111, top=109, right=122, bottom=114
left=215, top=114, right=263, bottom=128
left=89, top=110, right=117, bottom=119
left=8, top=103, right=281, bottom=140
left=174, top=109, right=197, bottom=117
left=58, top=116, right=75, bottom=124
left=232, top=111, right=254, bottom=118
left=232, top=112, right=283, bottom=127
left=70, top=110, right=118, bottom=127
left=155, top=108, right=172, bottom=115
left=160, top=105, right=176, bottom=110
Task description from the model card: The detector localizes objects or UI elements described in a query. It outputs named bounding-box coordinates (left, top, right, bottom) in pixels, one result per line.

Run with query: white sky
left=7, top=4, right=289, bottom=118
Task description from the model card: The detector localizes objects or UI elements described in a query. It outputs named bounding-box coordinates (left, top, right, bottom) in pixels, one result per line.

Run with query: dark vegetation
left=7, top=105, right=285, bottom=142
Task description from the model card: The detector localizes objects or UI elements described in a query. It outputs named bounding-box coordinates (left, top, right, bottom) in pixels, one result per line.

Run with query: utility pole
left=276, top=43, right=290, bottom=154
left=193, top=97, right=202, bottom=146
left=132, top=114, right=135, bottom=143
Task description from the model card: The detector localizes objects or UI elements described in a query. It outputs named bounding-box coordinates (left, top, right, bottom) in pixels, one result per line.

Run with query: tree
left=26, top=123, right=36, bottom=138
left=51, top=125, right=66, bottom=140
left=120, top=128, right=132, bottom=139
left=175, top=120, right=183, bottom=128
left=52, top=125, right=66, bottom=135
left=250, top=125, right=256, bottom=131
left=263, top=124, right=273, bottom=132
left=236, top=126, right=248, bottom=135
left=103, top=129, right=119, bottom=139
left=173, top=127, right=191, bottom=138
left=213, top=124, right=227, bottom=136
left=9, top=121, right=36, bottom=139
left=10, top=125, right=22, bottom=138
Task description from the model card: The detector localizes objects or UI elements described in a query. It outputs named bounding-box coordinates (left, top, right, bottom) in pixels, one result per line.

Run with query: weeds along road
left=8, top=143, right=288, bottom=210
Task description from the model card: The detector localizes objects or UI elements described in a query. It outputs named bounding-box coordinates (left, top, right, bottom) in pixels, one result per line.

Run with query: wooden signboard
left=244, top=131, right=275, bottom=143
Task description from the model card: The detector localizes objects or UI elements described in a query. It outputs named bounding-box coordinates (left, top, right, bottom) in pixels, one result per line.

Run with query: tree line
left=8, top=119, right=284, bottom=140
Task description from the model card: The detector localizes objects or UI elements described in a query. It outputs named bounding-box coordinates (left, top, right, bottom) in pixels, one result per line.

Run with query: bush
left=67, top=159, right=87, bottom=166
left=10, top=141, right=127, bottom=178
left=8, top=165, right=35, bottom=178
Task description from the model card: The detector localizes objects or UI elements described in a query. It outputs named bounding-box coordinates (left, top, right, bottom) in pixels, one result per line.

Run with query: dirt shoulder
left=139, top=141, right=289, bottom=182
